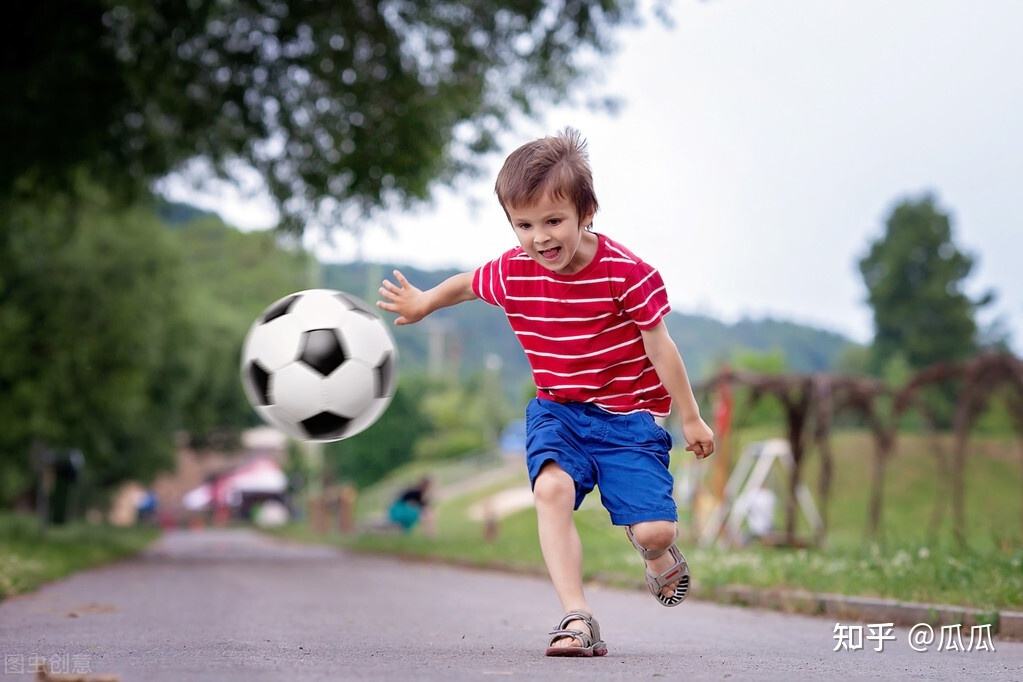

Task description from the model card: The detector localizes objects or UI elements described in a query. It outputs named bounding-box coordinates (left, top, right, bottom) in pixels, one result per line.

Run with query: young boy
left=376, top=129, right=714, bottom=657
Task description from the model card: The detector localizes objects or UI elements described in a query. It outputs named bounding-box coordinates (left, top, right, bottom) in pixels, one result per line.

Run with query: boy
left=376, top=129, right=714, bottom=657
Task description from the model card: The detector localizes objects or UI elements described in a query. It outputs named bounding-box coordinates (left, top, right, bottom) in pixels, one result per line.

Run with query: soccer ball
left=240, top=289, right=398, bottom=442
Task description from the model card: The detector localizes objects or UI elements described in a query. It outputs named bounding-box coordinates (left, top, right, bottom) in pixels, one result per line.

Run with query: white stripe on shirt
left=506, top=275, right=626, bottom=285
left=620, top=269, right=657, bottom=299
left=540, top=367, right=657, bottom=391
left=506, top=295, right=616, bottom=304
left=506, top=311, right=618, bottom=323
left=531, top=355, right=648, bottom=377
left=625, top=285, right=666, bottom=313
left=634, top=303, right=670, bottom=327
left=513, top=320, right=633, bottom=342
left=524, top=337, right=641, bottom=360
left=605, top=242, right=636, bottom=261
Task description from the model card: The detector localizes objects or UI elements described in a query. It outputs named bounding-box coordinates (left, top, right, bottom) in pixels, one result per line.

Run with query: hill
left=153, top=205, right=857, bottom=394
left=320, top=261, right=858, bottom=391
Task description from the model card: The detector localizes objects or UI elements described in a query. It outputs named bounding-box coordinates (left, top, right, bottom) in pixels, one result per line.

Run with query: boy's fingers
left=393, top=269, right=409, bottom=287
left=376, top=301, right=397, bottom=312
left=381, top=279, right=400, bottom=292
left=686, top=441, right=713, bottom=458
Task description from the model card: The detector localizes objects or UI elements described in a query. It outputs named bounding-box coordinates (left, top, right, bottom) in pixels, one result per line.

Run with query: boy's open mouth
left=538, top=246, right=561, bottom=261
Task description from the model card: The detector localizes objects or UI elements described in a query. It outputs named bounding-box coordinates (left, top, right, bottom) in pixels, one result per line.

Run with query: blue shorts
left=525, top=398, right=677, bottom=526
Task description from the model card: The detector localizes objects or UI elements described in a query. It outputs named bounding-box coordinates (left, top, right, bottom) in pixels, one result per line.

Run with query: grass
left=0, top=513, right=160, bottom=600
left=268, top=427, right=1023, bottom=610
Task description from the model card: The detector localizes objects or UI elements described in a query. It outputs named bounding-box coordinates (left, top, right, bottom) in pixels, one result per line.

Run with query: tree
left=0, top=190, right=196, bottom=505
left=4, top=1, right=646, bottom=231
left=166, top=213, right=312, bottom=446
left=858, top=194, right=992, bottom=375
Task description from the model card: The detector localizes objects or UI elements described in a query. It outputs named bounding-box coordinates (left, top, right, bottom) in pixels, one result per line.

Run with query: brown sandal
left=627, top=525, right=691, bottom=607
left=545, top=610, right=608, bottom=657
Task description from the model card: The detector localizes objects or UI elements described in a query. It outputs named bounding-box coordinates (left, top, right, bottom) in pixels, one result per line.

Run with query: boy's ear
left=580, top=211, right=594, bottom=229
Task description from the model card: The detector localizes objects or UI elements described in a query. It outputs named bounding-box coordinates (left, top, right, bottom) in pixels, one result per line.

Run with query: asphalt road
left=1, top=529, right=1020, bottom=680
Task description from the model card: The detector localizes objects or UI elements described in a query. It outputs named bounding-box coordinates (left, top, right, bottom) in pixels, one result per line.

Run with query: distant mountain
left=156, top=199, right=219, bottom=226
left=320, top=261, right=859, bottom=390
left=155, top=200, right=858, bottom=391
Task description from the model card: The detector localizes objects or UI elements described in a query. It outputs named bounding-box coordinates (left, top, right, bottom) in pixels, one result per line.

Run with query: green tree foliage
left=858, top=195, right=992, bottom=374
left=726, top=349, right=787, bottom=429
left=413, top=375, right=495, bottom=461
left=0, top=196, right=311, bottom=506
left=166, top=213, right=311, bottom=445
left=5, top=1, right=644, bottom=231
left=0, top=191, right=193, bottom=504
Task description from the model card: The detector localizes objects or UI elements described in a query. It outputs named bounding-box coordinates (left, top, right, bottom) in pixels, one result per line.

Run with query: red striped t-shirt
left=471, top=233, right=672, bottom=416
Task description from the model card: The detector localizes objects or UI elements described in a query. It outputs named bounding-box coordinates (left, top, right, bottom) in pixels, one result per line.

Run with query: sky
left=160, top=0, right=1023, bottom=352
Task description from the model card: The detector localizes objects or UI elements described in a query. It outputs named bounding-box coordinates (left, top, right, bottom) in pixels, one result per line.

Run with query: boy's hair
left=495, top=128, right=599, bottom=227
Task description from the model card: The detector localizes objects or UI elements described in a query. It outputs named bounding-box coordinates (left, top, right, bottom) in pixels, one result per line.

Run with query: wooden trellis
left=697, top=351, right=1023, bottom=547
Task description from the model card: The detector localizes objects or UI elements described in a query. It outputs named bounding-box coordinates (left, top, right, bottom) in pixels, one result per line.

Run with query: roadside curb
left=265, top=532, right=1022, bottom=642
left=704, top=585, right=1015, bottom=641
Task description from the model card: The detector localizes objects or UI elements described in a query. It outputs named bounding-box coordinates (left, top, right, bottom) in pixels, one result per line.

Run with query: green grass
left=268, top=428, right=1023, bottom=610
left=0, top=513, right=160, bottom=599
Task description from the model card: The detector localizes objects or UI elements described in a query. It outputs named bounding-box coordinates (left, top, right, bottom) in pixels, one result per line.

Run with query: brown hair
left=495, top=128, right=599, bottom=227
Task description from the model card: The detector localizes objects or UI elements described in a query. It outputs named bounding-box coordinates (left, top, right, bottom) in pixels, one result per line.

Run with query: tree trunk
left=866, top=441, right=887, bottom=541
left=927, top=431, right=950, bottom=540
left=816, top=436, right=833, bottom=545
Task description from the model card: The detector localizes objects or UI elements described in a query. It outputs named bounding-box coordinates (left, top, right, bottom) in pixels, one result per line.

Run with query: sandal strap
left=626, top=525, right=677, bottom=560
left=548, top=627, right=595, bottom=648
left=646, top=544, right=688, bottom=590
left=552, top=610, right=602, bottom=644
left=643, top=544, right=691, bottom=606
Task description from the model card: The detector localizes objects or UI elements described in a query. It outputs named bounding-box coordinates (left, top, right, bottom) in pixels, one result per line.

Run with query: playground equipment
left=699, top=438, right=822, bottom=547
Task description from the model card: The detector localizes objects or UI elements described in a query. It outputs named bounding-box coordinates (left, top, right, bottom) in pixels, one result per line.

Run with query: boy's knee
left=533, top=463, right=576, bottom=507
left=630, top=520, right=677, bottom=551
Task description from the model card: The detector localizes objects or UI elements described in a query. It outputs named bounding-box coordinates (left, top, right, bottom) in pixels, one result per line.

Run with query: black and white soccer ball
left=240, top=289, right=398, bottom=442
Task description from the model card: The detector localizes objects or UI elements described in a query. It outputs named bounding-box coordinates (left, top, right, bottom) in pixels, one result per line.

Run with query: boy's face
left=507, top=193, right=596, bottom=275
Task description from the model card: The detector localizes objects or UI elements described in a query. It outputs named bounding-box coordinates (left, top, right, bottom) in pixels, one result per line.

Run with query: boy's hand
left=681, top=416, right=715, bottom=459
left=377, top=270, right=428, bottom=325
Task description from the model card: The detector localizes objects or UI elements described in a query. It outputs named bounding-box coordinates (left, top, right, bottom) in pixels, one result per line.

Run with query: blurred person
left=378, top=129, right=714, bottom=657
left=387, top=476, right=434, bottom=534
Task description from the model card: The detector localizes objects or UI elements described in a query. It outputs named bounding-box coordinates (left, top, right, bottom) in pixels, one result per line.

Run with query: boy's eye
left=547, top=218, right=562, bottom=226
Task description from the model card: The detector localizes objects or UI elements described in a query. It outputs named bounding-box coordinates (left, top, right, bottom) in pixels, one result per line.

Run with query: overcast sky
left=161, top=0, right=1023, bottom=352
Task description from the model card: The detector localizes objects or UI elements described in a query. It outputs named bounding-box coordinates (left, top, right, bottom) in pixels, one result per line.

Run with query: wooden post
left=338, top=484, right=357, bottom=534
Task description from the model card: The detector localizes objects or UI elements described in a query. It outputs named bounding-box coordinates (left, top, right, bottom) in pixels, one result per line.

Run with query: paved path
left=1, top=529, right=1021, bottom=680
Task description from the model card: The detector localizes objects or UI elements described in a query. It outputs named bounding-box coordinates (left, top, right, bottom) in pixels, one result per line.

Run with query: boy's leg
left=629, top=521, right=683, bottom=599
left=533, top=461, right=591, bottom=648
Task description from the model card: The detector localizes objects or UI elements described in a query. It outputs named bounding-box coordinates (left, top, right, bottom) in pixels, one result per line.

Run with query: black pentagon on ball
left=248, top=361, right=272, bottom=405
left=375, top=352, right=395, bottom=398
left=262, top=293, right=300, bottom=323
left=335, top=292, right=378, bottom=321
left=299, top=328, right=347, bottom=376
left=301, top=411, right=352, bottom=440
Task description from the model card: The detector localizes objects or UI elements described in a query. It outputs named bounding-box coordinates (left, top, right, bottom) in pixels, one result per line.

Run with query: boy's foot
left=626, top=526, right=690, bottom=607
left=548, top=617, right=589, bottom=649
left=646, top=551, right=685, bottom=599
left=546, top=610, right=608, bottom=657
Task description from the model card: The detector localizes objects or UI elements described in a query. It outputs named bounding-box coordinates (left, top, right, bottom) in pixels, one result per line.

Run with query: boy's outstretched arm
left=377, top=269, right=477, bottom=325
left=641, top=321, right=715, bottom=459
